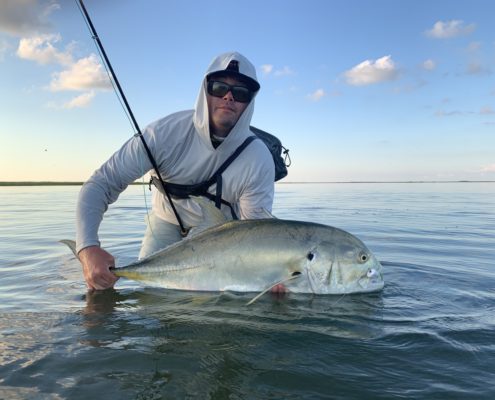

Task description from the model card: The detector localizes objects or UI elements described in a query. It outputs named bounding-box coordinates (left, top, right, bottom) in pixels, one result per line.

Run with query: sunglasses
left=207, top=80, right=253, bottom=103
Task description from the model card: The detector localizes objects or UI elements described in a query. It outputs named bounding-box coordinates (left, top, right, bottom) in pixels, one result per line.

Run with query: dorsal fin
left=188, top=196, right=229, bottom=236
left=258, top=208, right=277, bottom=219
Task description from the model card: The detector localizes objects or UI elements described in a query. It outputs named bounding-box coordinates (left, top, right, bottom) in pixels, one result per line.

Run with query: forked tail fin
left=60, top=239, right=79, bottom=260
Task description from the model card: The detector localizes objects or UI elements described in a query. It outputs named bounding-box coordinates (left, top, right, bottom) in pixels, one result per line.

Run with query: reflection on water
left=0, top=183, right=494, bottom=399
left=76, top=287, right=387, bottom=398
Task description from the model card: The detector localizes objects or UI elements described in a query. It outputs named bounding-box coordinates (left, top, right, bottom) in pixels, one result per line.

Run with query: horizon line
left=1, top=180, right=494, bottom=187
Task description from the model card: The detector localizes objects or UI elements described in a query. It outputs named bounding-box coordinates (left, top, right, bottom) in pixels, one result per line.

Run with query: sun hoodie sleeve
left=75, top=132, right=154, bottom=254
left=236, top=140, right=275, bottom=219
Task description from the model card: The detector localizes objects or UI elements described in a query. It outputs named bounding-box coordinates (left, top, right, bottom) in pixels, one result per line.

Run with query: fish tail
left=60, top=239, right=79, bottom=260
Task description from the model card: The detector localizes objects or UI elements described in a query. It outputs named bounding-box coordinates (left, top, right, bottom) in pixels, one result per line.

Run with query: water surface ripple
left=0, top=183, right=494, bottom=399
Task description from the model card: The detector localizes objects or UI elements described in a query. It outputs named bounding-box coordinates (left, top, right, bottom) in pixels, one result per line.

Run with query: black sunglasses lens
left=231, top=87, right=251, bottom=102
left=208, top=81, right=252, bottom=103
left=209, top=81, right=229, bottom=97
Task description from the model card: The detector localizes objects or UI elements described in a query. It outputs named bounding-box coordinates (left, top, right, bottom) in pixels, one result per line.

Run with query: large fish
left=62, top=200, right=384, bottom=301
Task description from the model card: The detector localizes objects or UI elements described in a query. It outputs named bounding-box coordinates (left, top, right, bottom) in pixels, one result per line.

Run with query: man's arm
left=76, top=134, right=153, bottom=290
left=237, top=143, right=275, bottom=219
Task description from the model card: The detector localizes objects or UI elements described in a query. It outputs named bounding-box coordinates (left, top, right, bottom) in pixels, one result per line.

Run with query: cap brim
left=207, top=71, right=260, bottom=92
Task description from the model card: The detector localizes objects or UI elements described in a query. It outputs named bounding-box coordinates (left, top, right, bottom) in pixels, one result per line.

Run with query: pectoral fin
left=246, top=272, right=302, bottom=306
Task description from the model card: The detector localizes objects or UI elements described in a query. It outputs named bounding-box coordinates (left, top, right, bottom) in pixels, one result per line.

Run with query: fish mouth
left=305, top=262, right=384, bottom=294
left=358, top=272, right=384, bottom=292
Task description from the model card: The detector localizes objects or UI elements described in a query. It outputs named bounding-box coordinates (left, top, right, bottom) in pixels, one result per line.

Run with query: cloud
left=16, top=34, right=110, bottom=95
left=434, top=107, right=494, bottom=117
left=16, top=34, right=72, bottom=65
left=467, top=41, right=481, bottom=52
left=261, top=64, right=294, bottom=77
left=0, top=0, right=57, bottom=36
left=49, top=54, right=111, bottom=91
left=425, top=20, right=475, bottom=39
left=344, top=55, right=399, bottom=86
left=274, top=66, right=294, bottom=77
left=480, top=106, right=495, bottom=115
left=307, top=89, right=325, bottom=102
left=63, top=91, right=95, bottom=109
left=260, top=64, right=273, bottom=75
left=434, top=110, right=465, bottom=117
left=392, top=79, right=427, bottom=94
left=422, top=59, right=436, bottom=70
left=466, top=62, right=491, bottom=76
left=6, top=1, right=106, bottom=109
left=481, top=164, right=495, bottom=173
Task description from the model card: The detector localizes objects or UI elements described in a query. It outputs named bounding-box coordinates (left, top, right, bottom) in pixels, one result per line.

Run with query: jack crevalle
left=62, top=201, right=384, bottom=300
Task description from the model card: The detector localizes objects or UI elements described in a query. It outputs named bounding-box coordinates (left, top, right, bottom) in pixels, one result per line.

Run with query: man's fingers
left=89, top=269, right=118, bottom=290
left=79, top=246, right=119, bottom=290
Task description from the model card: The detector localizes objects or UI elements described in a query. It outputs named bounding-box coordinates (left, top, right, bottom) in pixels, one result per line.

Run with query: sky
left=0, top=0, right=494, bottom=182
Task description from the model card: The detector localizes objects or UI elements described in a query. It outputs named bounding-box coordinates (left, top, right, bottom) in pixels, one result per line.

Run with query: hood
left=193, top=51, right=260, bottom=148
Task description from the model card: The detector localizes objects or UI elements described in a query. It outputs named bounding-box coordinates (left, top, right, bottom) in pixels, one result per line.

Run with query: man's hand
left=78, top=246, right=119, bottom=291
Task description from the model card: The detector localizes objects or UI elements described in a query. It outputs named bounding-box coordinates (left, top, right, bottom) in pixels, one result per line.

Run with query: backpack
left=250, top=126, right=290, bottom=181
left=150, top=127, right=290, bottom=219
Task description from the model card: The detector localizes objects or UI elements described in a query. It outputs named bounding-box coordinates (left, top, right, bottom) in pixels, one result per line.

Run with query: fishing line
left=74, top=1, right=135, bottom=133
left=138, top=142, right=156, bottom=242
left=75, top=0, right=156, bottom=242
left=74, top=0, right=189, bottom=236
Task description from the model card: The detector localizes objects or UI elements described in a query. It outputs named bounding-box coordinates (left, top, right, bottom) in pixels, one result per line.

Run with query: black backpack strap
left=205, top=135, right=257, bottom=186
left=202, top=192, right=239, bottom=219
left=207, top=135, right=256, bottom=216
left=150, top=135, right=258, bottom=219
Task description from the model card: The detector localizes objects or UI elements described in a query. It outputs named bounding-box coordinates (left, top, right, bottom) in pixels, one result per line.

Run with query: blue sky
left=1, top=0, right=494, bottom=182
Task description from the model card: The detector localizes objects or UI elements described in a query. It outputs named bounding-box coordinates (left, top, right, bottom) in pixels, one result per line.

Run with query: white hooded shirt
left=76, top=52, right=275, bottom=253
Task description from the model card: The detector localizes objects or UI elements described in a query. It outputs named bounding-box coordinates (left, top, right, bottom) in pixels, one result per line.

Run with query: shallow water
left=0, top=183, right=494, bottom=399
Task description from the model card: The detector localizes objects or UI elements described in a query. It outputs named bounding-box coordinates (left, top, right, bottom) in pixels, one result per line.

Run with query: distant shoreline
left=1, top=181, right=493, bottom=187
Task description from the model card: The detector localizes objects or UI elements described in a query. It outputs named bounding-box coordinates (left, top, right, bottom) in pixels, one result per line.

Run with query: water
left=0, top=183, right=494, bottom=399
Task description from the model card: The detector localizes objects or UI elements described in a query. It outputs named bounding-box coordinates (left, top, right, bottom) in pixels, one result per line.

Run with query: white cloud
left=16, top=34, right=110, bottom=92
left=260, top=64, right=273, bottom=75
left=50, top=54, right=111, bottom=91
left=344, top=55, right=399, bottom=86
left=274, top=66, right=294, bottom=77
left=425, top=20, right=475, bottom=39
left=260, top=64, right=294, bottom=77
left=6, top=1, right=107, bottom=109
left=307, top=89, right=325, bottom=102
left=63, top=91, right=95, bottom=109
left=481, top=163, right=495, bottom=172
left=422, top=59, right=436, bottom=70
left=16, top=34, right=72, bottom=65
left=0, top=0, right=56, bottom=36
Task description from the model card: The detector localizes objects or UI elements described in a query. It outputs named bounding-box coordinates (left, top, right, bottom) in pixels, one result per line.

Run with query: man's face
left=207, top=76, right=250, bottom=137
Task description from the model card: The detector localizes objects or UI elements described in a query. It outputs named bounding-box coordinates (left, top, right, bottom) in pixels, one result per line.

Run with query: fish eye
left=358, top=251, right=369, bottom=264
left=307, top=252, right=315, bottom=261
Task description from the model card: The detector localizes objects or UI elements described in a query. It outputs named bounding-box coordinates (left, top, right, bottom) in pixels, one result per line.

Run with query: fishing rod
left=75, top=0, right=188, bottom=235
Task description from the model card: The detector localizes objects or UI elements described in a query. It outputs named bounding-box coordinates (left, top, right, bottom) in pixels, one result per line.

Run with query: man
left=76, top=51, right=275, bottom=291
